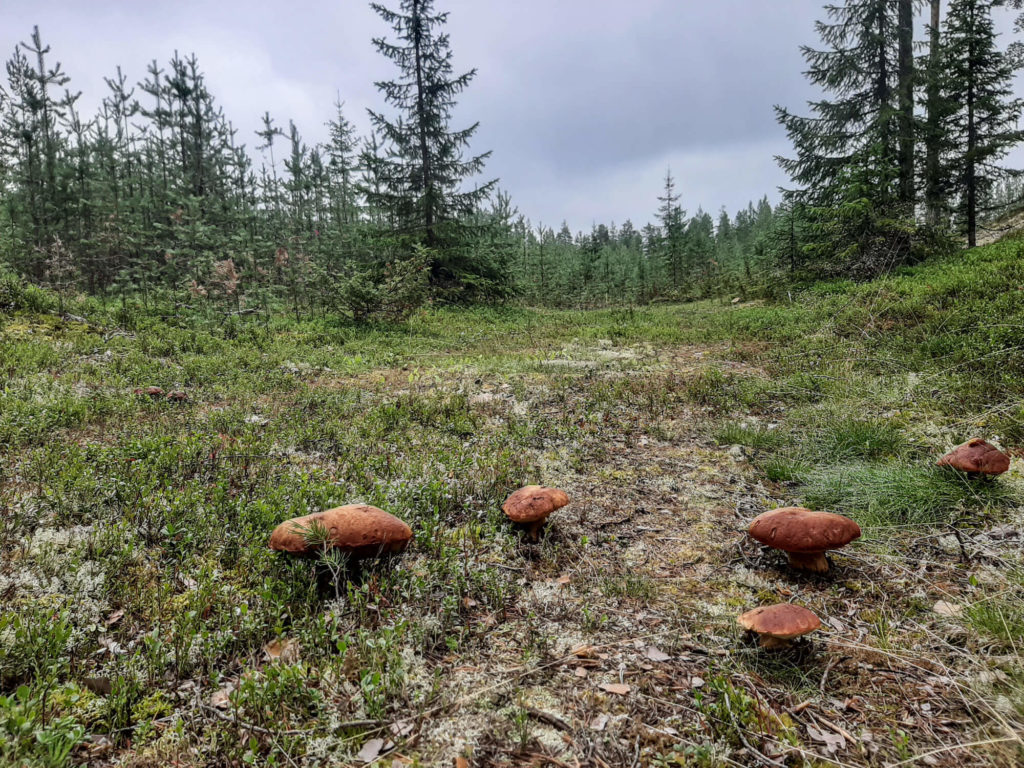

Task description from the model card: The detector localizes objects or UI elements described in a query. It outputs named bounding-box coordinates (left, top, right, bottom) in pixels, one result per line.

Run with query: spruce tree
left=656, top=169, right=686, bottom=289
left=941, top=0, right=1023, bottom=246
left=775, top=1, right=903, bottom=207
left=365, top=0, right=497, bottom=268
left=922, top=0, right=949, bottom=224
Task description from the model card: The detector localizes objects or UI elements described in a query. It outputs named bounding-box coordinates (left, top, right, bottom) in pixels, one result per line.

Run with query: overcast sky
left=2, top=1, right=1021, bottom=232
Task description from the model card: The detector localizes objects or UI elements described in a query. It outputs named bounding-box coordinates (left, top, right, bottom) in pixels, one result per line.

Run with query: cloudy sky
left=2, top=1, right=1021, bottom=231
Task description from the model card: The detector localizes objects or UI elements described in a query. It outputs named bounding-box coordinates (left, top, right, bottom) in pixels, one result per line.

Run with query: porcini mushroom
left=738, top=603, right=821, bottom=649
left=937, top=438, right=1010, bottom=477
left=747, top=507, right=861, bottom=574
left=502, top=485, right=569, bottom=541
left=269, top=504, right=412, bottom=558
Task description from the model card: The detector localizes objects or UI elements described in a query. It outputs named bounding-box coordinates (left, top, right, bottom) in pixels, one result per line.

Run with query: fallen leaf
left=645, top=646, right=671, bottom=662
left=209, top=684, right=234, bottom=709
left=462, top=597, right=478, bottom=609
left=556, top=574, right=571, bottom=585
left=590, top=714, right=609, bottom=731
left=390, top=720, right=414, bottom=738
left=806, top=724, right=846, bottom=754
left=263, top=637, right=300, bottom=662
left=455, top=758, right=469, bottom=768
left=599, top=683, right=631, bottom=696
left=572, top=645, right=597, bottom=659
left=574, top=666, right=588, bottom=678
left=933, top=600, right=962, bottom=617
left=105, top=609, right=125, bottom=626
left=690, top=676, right=705, bottom=689
left=356, top=738, right=385, bottom=764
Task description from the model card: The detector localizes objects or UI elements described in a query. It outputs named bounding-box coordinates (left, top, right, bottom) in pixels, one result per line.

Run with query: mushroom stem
left=527, top=519, right=546, bottom=542
left=758, top=635, right=792, bottom=650
left=787, top=551, right=829, bottom=573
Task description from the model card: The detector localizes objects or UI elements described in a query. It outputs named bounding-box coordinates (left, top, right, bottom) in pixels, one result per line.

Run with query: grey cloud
left=2, top=1, right=1022, bottom=231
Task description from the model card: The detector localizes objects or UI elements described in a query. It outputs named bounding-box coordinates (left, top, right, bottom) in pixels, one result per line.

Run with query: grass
left=1, top=239, right=1024, bottom=765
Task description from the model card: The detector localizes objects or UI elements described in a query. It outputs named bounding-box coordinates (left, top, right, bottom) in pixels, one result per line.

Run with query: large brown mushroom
left=738, top=603, right=821, bottom=649
left=502, top=485, right=569, bottom=541
left=937, top=438, right=1010, bottom=477
left=748, top=507, right=861, bottom=574
left=269, top=504, right=412, bottom=558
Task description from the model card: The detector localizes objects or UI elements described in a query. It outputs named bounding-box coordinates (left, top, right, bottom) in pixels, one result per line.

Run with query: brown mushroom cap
left=748, top=507, right=861, bottom=554
left=937, top=439, right=1010, bottom=475
left=738, top=603, right=821, bottom=647
left=502, top=485, right=569, bottom=524
left=269, top=504, right=412, bottom=557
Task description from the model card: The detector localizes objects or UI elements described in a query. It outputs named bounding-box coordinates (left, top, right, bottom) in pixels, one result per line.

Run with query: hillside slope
left=1, top=242, right=1023, bottom=767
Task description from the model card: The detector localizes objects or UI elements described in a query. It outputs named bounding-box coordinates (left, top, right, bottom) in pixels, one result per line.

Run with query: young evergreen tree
left=365, top=0, right=498, bottom=291
left=941, top=0, right=1024, bottom=246
left=656, top=169, right=686, bottom=289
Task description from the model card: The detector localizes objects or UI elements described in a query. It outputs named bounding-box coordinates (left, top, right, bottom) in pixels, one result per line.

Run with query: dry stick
left=201, top=704, right=383, bottom=737
left=720, top=691, right=789, bottom=768
left=885, top=736, right=1022, bottom=767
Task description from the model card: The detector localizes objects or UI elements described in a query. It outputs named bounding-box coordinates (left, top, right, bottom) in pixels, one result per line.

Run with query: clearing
left=2, top=241, right=1024, bottom=767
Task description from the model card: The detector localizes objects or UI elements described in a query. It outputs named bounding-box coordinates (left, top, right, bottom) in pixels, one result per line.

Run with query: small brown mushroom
left=134, top=386, right=164, bottom=398
left=502, top=485, right=569, bottom=541
left=747, top=507, right=861, bottom=574
left=269, top=504, right=412, bottom=558
left=737, top=603, right=821, bottom=649
left=166, top=391, right=189, bottom=402
left=937, top=438, right=1010, bottom=477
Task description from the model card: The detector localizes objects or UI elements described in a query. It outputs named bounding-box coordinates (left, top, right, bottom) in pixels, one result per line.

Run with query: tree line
left=1, top=0, right=1022, bottom=318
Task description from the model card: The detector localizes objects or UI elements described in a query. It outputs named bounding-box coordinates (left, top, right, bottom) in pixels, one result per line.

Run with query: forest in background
left=1, top=0, right=1024, bottom=318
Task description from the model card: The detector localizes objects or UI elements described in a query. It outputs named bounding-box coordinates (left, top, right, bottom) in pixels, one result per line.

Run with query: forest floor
left=2, top=241, right=1024, bottom=767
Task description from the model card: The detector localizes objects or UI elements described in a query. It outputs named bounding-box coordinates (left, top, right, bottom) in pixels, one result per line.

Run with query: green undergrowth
left=1, top=239, right=1023, bottom=764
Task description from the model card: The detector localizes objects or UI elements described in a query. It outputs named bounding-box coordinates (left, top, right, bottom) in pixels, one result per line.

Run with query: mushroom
left=166, top=391, right=189, bottom=403
left=737, top=603, right=821, bottom=649
left=133, top=386, right=164, bottom=398
left=269, top=504, right=412, bottom=558
left=747, top=507, right=861, bottom=574
left=502, top=485, right=569, bottom=541
left=937, top=438, right=1010, bottom=477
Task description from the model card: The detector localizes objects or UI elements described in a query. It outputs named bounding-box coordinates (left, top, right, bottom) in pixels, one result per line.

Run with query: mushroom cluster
left=738, top=436, right=1012, bottom=651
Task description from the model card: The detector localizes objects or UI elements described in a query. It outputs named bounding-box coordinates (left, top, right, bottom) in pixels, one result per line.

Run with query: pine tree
left=365, top=0, right=497, bottom=259
left=941, top=0, right=1024, bottom=246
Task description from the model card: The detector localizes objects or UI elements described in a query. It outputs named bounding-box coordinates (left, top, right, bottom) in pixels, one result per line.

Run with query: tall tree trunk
left=411, top=0, right=434, bottom=248
left=897, top=0, right=915, bottom=207
left=925, top=0, right=943, bottom=225
left=966, top=3, right=978, bottom=248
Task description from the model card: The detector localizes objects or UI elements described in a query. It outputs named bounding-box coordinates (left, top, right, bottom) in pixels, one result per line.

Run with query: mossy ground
left=2, top=240, right=1024, bottom=766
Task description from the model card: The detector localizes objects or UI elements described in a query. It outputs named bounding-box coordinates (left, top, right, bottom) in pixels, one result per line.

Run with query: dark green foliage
left=939, top=0, right=1024, bottom=246
left=363, top=0, right=505, bottom=297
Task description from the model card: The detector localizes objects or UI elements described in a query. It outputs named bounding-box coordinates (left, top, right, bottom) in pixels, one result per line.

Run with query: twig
left=526, top=706, right=573, bottom=733
left=721, top=692, right=789, bottom=768
left=201, top=704, right=383, bottom=736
